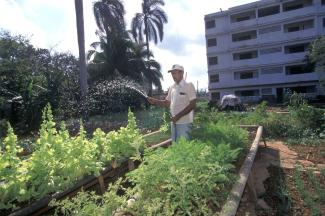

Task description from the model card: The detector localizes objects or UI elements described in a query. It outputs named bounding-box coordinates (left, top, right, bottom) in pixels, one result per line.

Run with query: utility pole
left=197, top=80, right=199, bottom=94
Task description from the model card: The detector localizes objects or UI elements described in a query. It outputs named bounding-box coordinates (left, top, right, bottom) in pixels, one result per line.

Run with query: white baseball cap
left=168, top=64, right=184, bottom=72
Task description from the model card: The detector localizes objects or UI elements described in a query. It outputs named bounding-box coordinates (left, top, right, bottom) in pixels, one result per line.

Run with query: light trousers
left=171, top=123, right=192, bottom=143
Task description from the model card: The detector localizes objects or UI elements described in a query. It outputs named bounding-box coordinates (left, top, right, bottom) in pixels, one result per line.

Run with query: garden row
left=1, top=103, right=251, bottom=215
left=0, top=105, right=145, bottom=214
left=197, top=94, right=325, bottom=146
left=50, top=119, right=250, bottom=215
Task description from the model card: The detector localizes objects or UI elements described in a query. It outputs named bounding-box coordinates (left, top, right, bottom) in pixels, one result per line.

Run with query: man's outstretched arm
left=147, top=97, right=170, bottom=108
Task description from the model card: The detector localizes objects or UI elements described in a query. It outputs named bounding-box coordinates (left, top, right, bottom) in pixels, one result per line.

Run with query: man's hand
left=147, top=97, right=156, bottom=105
left=171, top=114, right=180, bottom=123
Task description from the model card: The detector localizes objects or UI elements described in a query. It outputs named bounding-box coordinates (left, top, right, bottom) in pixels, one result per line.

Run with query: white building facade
left=205, top=0, right=325, bottom=103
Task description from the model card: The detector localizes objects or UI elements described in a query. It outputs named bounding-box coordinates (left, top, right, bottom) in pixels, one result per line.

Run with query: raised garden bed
left=6, top=130, right=172, bottom=216
left=49, top=125, right=262, bottom=215
left=4, top=124, right=265, bottom=216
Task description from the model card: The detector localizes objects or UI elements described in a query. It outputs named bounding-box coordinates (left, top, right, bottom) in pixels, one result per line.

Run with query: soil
left=236, top=140, right=325, bottom=216
left=288, top=145, right=325, bottom=165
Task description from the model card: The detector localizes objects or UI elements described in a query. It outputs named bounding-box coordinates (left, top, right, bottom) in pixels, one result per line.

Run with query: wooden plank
left=149, top=138, right=172, bottom=149
left=98, top=175, right=106, bottom=194
left=142, top=130, right=161, bottom=138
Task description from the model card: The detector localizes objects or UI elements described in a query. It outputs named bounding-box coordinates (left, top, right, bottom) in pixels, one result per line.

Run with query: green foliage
left=294, top=167, right=322, bottom=216
left=0, top=30, right=80, bottom=133
left=309, top=36, right=325, bottom=68
left=191, top=121, right=248, bottom=150
left=193, top=99, right=325, bottom=146
left=106, top=108, right=144, bottom=163
left=262, top=112, right=290, bottom=138
left=289, top=93, right=324, bottom=130
left=53, top=120, right=246, bottom=215
left=308, top=36, right=325, bottom=90
left=0, top=123, right=29, bottom=209
left=82, top=79, right=147, bottom=115
left=0, top=105, right=144, bottom=211
left=159, top=111, right=170, bottom=133
left=0, top=119, right=7, bottom=137
left=125, top=139, right=237, bottom=215
left=51, top=179, right=127, bottom=216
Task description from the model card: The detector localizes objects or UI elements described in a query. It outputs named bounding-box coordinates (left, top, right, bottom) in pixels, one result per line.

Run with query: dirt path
left=237, top=141, right=325, bottom=216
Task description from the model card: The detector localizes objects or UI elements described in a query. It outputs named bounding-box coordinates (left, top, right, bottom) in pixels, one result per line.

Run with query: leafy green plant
left=107, top=108, right=144, bottom=164
left=51, top=119, right=247, bottom=215
left=51, top=180, right=126, bottom=216
left=294, top=166, right=321, bottom=216
left=0, top=105, right=145, bottom=211
left=123, top=139, right=240, bottom=215
left=0, top=123, right=30, bottom=209
left=159, top=111, right=170, bottom=133
left=191, top=121, right=248, bottom=149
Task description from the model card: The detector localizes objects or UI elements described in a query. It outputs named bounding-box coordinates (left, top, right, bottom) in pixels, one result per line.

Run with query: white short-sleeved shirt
left=166, top=79, right=196, bottom=124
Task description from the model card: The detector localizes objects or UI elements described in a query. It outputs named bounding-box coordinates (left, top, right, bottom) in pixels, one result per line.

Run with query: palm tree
left=131, top=0, right=168, bottom=54
left=93, top=0, right=125, bottom=36
left=128, top=43, right=163, bottom=92
left=90, top=0, right=132, bottom=83
left=87, top=31, right=137, bottom=83
left=74, top=0, right=88, bottom=98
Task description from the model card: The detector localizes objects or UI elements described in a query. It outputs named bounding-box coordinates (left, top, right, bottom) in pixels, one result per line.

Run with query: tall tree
left=128, top=43, right=162, bottom=91
left=131, top=0, right=168, bottom=54
left=87, top=30, right=134, bottom=83
left=74, top=0, right=88, bottom=98
left=93, top=0, right=125, bottom=36
left=308, top=36, right=325, bottom=90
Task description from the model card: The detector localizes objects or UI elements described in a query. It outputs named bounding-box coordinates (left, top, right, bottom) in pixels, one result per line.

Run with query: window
left=205, top=20, right=215, bottom=29
left=208, top=56, right=218, bottom=65
left=233, top=51, right=258, bottom=60
left=211, top=92, right=220, bottom=101
left=232, top=30, right=257, bottom=42
left=258, top=5, right=280, bottom=17
left=235, top=89, right=259, bottom=96
left=288, top=26, right=300, bottom=32
left=288, top=85, right=316, bottom=93
left=241, top=72, right=253, bottom=79
left=283, top=0, right=312, bottom=12
left=230, top=10, right=256, bottom=23
left=207, top=38, right=217, bottom=47
left=260, top=47, right=282, bottom=55
left=323, top=18, right=325, bottom=27
left=259, top=25, right=281, bottom=34
left=260, top=66, right=283, bottom=74
left=285, top=43, right=309, bottom=54
left=284, top=19, right=314, bottom=33
left=261, top=88, right=272, bottom=95
left=237, top=16, right=250, bottom=22
left=285, top=64, right=314, bottom=75
left=234, top=70, right=258, bottom=79
left=322, top=0, right=325, bottom=5
left=210, top=74, right=219, bottom=83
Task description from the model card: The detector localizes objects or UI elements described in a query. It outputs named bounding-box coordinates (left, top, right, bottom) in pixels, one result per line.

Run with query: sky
left=0, top=0, right=256, bottom=91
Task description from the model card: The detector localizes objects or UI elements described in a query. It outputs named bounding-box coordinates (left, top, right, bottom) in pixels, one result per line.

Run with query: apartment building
left=205, top=0, right=325, bottom=103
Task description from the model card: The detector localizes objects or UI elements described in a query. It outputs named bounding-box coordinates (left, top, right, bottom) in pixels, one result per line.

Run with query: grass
left=143, top=131, right=170, bottom=147
left=64, top=106, right=168, bottom=133
left=294, top=167, right=322, bottom=216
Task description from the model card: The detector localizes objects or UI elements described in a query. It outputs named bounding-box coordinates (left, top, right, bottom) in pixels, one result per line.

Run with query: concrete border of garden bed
left=220, top=125, right=263, bottom=216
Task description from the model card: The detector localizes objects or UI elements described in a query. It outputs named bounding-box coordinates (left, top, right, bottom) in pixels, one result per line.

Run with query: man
left=147, top=64, right=196, bottom=142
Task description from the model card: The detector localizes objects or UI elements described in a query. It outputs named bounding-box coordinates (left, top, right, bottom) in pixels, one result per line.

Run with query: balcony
left=228, top=25, right=316, bottom=51
left=258, top=4, right=315, bottom=25
left=230, top=18, right=258, bottom=31
left=209, top=71, right=318, bottom=90
left=229, top=4, right=316, bottom=31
